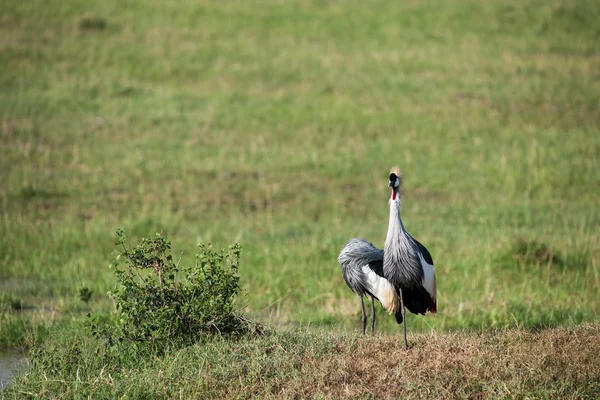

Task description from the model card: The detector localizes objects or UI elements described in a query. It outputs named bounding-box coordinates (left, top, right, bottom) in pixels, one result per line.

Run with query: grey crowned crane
left=384, top=166, right=437, bottom=348
left=338, top=167, right=437, bottom=346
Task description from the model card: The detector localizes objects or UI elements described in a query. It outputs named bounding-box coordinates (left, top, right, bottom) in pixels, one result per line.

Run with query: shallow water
left=0, top=350, right=23, bottom=389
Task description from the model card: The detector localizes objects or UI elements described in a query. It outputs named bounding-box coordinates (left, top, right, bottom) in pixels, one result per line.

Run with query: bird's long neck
left=385, top=193, right=406, bottom=246
left=384, top=190, right=422, bottom=287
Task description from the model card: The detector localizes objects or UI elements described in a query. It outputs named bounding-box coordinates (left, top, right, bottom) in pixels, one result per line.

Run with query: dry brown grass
left=206, top=323, right=600, bottom=399
left=303, top=324, right=600, bottom=399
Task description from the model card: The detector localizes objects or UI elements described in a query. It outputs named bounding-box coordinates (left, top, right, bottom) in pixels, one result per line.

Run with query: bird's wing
left=414, top=238, right=434, bottom=265
left=417, top=252, right=437, bottom=312
left=361, top=260, right=400, bottom=315
left=366, top=256, right=384, bottom=277
left=413, top=239, right=436, bottom=313
left=403, top=236, right=437, bottom=314
left=338, top=239, right=398, bottom=313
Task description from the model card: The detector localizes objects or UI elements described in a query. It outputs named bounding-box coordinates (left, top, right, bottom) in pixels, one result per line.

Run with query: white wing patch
left=361, top=265, right=399, bottom=314
left=419, top=253, right=437, bottom=301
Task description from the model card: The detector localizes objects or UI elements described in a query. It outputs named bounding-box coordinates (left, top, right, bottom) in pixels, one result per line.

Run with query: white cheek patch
left=394, top=178, right=400, bottom=188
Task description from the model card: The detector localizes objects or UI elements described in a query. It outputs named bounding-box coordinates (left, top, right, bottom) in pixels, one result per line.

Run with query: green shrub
left=89, top=229, right=253, bottom=349
left=79, top=287, right=93, bottom=304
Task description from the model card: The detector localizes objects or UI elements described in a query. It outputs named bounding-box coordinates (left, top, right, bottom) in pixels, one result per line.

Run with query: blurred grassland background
left=1, top=0, right=599, bottom=344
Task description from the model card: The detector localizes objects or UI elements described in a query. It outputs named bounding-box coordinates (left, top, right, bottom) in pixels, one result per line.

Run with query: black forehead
left=389, top=173, right=397, bottom=180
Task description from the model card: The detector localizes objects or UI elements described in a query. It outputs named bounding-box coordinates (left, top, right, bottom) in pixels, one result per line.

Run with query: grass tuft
left=499, top=235, right=592, bottom=274
left=78, top=15, right=108, bottom=32
left=511, top=236, right=564, bottom=267
left=18, top=186, right=66, bottom=201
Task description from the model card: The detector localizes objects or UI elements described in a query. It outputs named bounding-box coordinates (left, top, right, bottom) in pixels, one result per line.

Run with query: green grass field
left=1, top=0, right=600, bottom=397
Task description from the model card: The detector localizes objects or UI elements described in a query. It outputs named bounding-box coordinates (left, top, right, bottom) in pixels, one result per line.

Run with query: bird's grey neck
left=386, top=198, right=406, bottom=241
left=383, top=197, right=423, bottom=287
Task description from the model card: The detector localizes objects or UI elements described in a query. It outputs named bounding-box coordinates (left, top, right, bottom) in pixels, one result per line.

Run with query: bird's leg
left=360, top=295, right=367, bottom=335
left=399, top=288, right=408, bottom=349
left=370, top=296, right=376, bottom=334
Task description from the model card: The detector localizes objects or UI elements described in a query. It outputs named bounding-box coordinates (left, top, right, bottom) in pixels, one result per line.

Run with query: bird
left=338, top=167, right=436, bottom=344
left=383, top=166, right=437, bottom=349
left=338, top=237, right=400, bottom=334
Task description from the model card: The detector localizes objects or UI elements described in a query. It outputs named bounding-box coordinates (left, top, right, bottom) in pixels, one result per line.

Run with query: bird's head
left=388, top=166, right=402, bottom=201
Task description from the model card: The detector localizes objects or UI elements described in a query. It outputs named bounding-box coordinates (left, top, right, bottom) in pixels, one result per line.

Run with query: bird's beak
left=388, top=181, right=394, bottom=188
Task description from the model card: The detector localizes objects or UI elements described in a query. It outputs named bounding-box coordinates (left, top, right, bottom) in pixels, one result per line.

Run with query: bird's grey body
left=338, top=238, right=384, bottom=297
left=338, top=238, right=399, bottom=334
left=384, top=197, right=424, bottom=288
